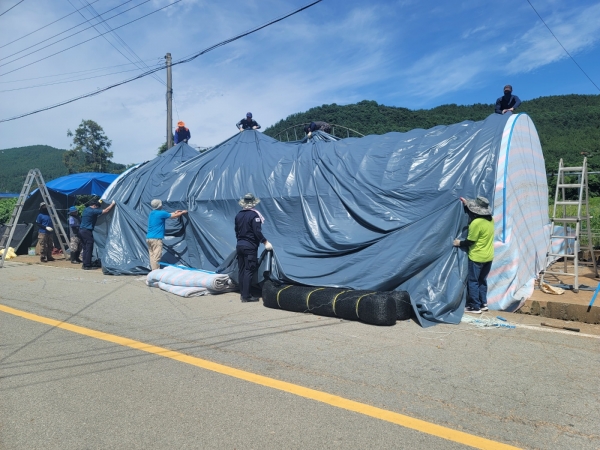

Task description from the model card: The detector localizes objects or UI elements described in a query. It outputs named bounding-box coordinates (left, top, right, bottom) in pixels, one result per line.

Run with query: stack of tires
left=262, top=281, right=412, bottom=326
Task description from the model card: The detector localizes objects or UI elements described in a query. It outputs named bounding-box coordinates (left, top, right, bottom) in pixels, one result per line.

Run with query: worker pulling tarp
left=97, top=114, right=548, bottom=327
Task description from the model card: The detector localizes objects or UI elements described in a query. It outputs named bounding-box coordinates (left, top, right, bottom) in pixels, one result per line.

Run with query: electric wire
left=0, top=0, right=322, bottom=123
left=68, top=0, right=165, bottom=86
left=0, top=0, right=147, bottom=64
left=0, top=0, right=182, bottom=77
left=0, top=0, right=25, bottom=18
left=525, top=0, right=600, bottom=92
left=0, top=59, right=164, bottom=83
left=0, top=65, right=163, bottom=92
left=0, top=0, right=101, bottom=50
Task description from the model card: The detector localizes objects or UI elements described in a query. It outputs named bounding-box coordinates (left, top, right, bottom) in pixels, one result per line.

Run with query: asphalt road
left=1, top=262, right=599, bottom=449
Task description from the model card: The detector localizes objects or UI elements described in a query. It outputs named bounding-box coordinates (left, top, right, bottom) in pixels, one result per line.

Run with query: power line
left=0, top=0, right=25, bottom=18
left=525, top=0, right=600, bottom=93
left=0, top=0, right=144, bottom=64
left=67, top=0, right=164, bottom=86
left=0, top=65, right=163, bottom=92
left=0, top=0, right=322, bottom=123
left=74, top=0, right=165, bottom=86
left=0, top=0, right=182, bottom=77
left=0, top=0, right=101, bottom=49
left=0, top=59, right=164, bottom=83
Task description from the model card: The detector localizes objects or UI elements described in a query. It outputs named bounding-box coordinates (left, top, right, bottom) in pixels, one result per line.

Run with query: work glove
left=46, top=227, right=53, bottom=232
left=264, top=241, right=273, bottom=251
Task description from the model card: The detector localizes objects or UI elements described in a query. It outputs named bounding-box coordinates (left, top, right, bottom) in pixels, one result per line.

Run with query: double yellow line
left=0, top=304, right=519, bottom=450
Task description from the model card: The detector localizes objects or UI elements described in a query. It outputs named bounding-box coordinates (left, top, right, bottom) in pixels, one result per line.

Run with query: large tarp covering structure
left=98, top=113, right=549, bottom=327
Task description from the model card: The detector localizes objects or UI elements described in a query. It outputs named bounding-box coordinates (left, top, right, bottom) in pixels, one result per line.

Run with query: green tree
left=0, top=198, right=17, bottom=224
left=64, top=120, right=113, bottom=173
left=158, top=142, right=168, bottom=155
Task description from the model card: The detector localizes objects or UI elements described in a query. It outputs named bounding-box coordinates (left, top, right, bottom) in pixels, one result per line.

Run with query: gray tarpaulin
left=97, top=113, right=524, bottom=327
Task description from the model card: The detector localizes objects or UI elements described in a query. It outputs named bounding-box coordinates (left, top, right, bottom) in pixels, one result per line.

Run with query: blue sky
left=0, top=0, right=599, bottom=165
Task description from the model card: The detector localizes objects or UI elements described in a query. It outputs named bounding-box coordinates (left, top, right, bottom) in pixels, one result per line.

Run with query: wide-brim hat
left=68, top=206, right=77, bottom=214
left=238, top=193, right=260, bottom=208
left=151, top=199, right=162, bottom=210
left=465, top=196, right=492, bottom=216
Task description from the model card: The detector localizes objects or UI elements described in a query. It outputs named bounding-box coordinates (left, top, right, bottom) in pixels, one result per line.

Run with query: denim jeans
left=467, top=259, right=492, bottom=309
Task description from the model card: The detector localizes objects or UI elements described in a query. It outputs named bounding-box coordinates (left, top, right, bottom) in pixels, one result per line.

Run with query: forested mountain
left=0, top=145, right=126, bottom=192
left=264, top=94, right=600, bottom=182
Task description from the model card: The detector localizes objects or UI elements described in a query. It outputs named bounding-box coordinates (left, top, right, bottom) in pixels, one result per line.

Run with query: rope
left=276, top=285, right=293, bottom=308
left=355, top=292, right=376, bottom=319
left=331, top=290, right=350, bottom=316
left=305, top=287, right=325, bottom=310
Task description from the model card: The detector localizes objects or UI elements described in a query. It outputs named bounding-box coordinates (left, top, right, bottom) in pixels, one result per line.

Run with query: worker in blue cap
left=236, top=112, right=261, bottom=131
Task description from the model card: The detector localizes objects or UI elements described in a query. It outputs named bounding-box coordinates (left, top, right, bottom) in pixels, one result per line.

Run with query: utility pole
left=166, top=53, right=173, bottom=149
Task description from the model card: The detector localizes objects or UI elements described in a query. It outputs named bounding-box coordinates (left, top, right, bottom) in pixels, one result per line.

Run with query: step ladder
left=0, top=169, right=70, bottom=268
left=540, top=158, right=598, bottom=292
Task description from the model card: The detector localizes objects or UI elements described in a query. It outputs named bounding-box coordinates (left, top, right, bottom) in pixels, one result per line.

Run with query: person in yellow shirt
left=453, top=196, right=494, bottom=314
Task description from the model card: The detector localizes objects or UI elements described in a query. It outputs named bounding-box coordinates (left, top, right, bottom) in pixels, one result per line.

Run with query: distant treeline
left=0, top=145, right=126, bottom=193
left=264, top=94, right=600, bottom=195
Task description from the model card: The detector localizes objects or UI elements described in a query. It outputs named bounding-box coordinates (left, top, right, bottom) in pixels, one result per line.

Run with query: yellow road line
left=0, top=304, right=520, bottom=450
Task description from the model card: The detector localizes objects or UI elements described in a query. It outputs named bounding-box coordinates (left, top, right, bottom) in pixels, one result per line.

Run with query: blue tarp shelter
left=97, top=114, right=549, bottom=327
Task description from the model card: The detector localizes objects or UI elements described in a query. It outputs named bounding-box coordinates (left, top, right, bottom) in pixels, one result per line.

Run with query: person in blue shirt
left=68, top=206, right=83, bottom=264
left=36, top=202, right=54, bottom=263
left=146, top=199, right=187, bottom=271
left=234, top=193, right=273, bottom=302
left=495, top=85, right=521, bottom=114
left=80, top=200, right=116, bottom=270
left=174, top=121, right=191, bottom=144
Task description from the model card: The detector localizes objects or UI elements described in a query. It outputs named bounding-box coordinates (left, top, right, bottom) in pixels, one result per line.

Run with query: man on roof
left=495, top=85, right=521, bottom=114
left=174, top=121, right=191, bottom=144
left=304, top=121, right=332, bottom=138
left=236, top=112, right=261, bottom=131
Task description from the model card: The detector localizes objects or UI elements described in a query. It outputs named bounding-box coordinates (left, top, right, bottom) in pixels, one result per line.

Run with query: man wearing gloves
left=453, top=196, right=495, bottom=313
left=36, top=202, right=55, bottom=263
left=235, top=193, right=272, bottom=302
left=146, top=199, right=188, bottom=271
left=236, top=112, right=261, bottom=131
left=80, top=200, right=116, bottom=270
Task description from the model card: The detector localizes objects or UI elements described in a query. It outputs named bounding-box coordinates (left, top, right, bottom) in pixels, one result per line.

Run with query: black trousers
left=236, top=244, right=258, bottom=299
left=79, top=228, right=95, bottom=268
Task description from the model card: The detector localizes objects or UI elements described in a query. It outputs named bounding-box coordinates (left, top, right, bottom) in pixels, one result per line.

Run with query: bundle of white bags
left=146, top=265, right=236, bottom=297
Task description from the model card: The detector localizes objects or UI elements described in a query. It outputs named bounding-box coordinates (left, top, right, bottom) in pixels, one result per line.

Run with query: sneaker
left=464, top=306, right=482, bottom=314
left=241, top=296, right=260, bottom=303
left=480, top=305, right=489, bottom=312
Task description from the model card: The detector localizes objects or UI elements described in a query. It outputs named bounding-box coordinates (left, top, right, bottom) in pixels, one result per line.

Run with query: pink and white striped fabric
left=487, top=113, right=551, bottom=311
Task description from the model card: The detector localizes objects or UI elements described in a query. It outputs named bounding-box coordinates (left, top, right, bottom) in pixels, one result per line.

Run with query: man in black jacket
left=236, top=112, right=261, bottom=131
left=234, top=193, right=272, bottom=302
left=495, top=85, right=521, bottom=114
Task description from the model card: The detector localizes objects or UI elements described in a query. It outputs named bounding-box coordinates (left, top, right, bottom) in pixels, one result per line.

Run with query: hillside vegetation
left=264, top=94, right=600, bottom=193
left=0, top=145, right=126, bottom=193
left=0, top=145, right=69, bottom=193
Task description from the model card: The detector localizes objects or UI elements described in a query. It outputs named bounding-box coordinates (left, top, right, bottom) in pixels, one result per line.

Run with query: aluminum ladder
left=540, top=158, right=598, bottom=292
left=0, top=169, right=70, bottom=268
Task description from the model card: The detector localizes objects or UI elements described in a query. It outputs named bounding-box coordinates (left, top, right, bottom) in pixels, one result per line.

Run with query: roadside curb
left=517, top=299, right=600, bottom=324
